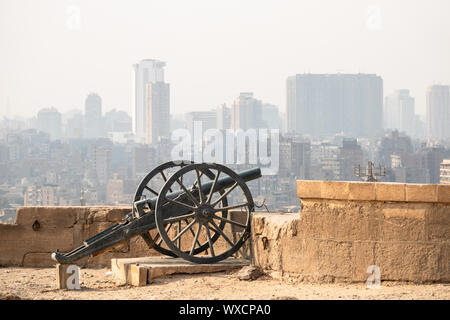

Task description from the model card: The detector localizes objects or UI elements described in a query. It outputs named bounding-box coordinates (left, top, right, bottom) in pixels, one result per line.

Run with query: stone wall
left=251, top=181, right=450, bottom=283
left=1, top=182, right=448, bottom=284
left=0, top=206, right=156, bottom=267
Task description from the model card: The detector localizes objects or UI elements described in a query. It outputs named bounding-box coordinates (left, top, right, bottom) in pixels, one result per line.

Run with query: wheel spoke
left=156, top=222, right=173, bottom=246
left=171, top=218, right=196, bottom=244
left=164, top=197, right=196, bottom=211
left=193, top=170, right=204, bottom=187
left=214, top=202, right=249, bottom=212
left=177, top=221, right=182, bottom=248
left=160, top=171, right=173, bottom=193
left=204, top=224, right=215, bottom=257
left=176, top=178, right=200, bottom=207
left=185, top=219, right=202, bottom=248
left=190, top=223, right=202, bottom=255
left=195, top=169, right=205, bottom=204
left=206, top=170, right=220, bottom=203
left=144, top=186, right=158, bottom=196
left=211, top=182, right=238, bottom=207
left=162, top=212, right=195, bottom=224
left=212, top=214, right=247, bottom=229
left=209, top=220, right=234, bottom=248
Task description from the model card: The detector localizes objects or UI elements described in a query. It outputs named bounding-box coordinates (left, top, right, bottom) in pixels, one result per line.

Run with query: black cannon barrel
left=134, top=167, right=262, bottom=210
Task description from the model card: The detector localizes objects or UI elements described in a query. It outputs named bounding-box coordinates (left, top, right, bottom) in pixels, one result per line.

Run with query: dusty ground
left=0, top=267, right=448, bottom=300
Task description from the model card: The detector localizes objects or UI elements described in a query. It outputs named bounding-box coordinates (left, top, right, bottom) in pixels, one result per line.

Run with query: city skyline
left=1, top=0, right=450, bottom=118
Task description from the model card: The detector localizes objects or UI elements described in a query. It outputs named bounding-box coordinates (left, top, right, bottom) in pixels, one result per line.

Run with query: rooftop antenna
left=354, top=161, right=386, bottom=182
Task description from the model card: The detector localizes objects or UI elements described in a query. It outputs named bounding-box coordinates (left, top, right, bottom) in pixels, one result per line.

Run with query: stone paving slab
left=111, top=256, right=250, bottom=286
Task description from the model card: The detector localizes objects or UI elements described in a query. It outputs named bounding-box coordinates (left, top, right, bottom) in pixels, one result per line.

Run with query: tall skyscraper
left=133, top=59, right=167, bottom=143
left=231, top=92, right=263, bottom=130
left=384, top=90, right=415, bottom=136
left=216, top=104, right=231, bottom=130
left=37, top=107, right=62, bottom=140
left=145, top=82, right=170, bottom=144
left=84, top=93, right=104, bottom=138
left=286, top=74, right=383, bottom=137
left=426, top=85, right=450, bottom=141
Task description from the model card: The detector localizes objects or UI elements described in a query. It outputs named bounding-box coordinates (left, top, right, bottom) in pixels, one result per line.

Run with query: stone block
left=297, top=180, right=322, bottom=199
left=426, top=205, right=450, bottom=241
left=129, top=264, right=148, bottom=286
left=437, top=185, right=450, bottom=203
left=405, top=184, right=438, bottom=202
left=111, top=256, right=249, bottom=286
left=374, top=242, right=443, bottom=282
left=351, top=241, right=376, bottom=282
left=348, top=182, right=376, bottom=201
left=375, top=183, right=405, bottom=202
left=56, top=263, right=81, bottom=289
left=321, top=181, right=349, bottom=200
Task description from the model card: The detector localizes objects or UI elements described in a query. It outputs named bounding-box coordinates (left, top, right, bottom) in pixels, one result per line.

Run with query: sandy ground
left=0, top=267, right=448, bottom=300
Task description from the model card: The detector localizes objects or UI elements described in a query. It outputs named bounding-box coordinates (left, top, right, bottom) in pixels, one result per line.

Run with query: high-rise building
left=37, top=107, right=62, bottom=140
left=231, top=92, right=263, bottom=130
left=286, top=73, right=383, bottom=137
left=133, top=59, right=167, bottom=143
left=84, top=93, right=104, bottom=138
left=145, top=82, right=170, bottom=144
left=261, top=103, right=281, bottom=130
left=426, top=85, right=450, bottom=141
left=216, top=104, right=231, bottom=130
left=384, top=90, right=415, bottom=136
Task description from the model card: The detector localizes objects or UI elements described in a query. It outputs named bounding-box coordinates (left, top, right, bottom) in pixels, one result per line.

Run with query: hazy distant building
left=440, top=159, right=450, bottom=184
left=133, top=59, right=167, bottom=143
left=106, top=175, right=124, bottom=205
left=132, top=145, right=157, bottom=178
left=310, top=142, right=341, bottom=180
left=66, top=113, right=84, bottom=139
left=104, top=109, right=132, bottom=132
left=231, top=92, right=263, bottom=130
left=384, top=90, right=415, bottom=136
left=279, top=136, right=311, bottom=179
left=185, top=111, right=217, bottom=138
left=375, top=130, right=413, bottom=169
left=340, top=138, right=364, bottom=181
left=426, top=85, right=450, bottom=141
left=37, top=107, right=62, bottom=140
left=145, top=82, right=170, bottom=144
left=286, top=73, right=383, bottom=137
left=216, top=104, right=231, bottom=130
left=84, top=93, right=104, bottom=139
left=92, top=146, right=111, bottom=185
left=261, top=104, right=281, bottom=130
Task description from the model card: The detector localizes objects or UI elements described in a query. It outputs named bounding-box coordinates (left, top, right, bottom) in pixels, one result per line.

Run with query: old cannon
left=51, top=162, right=261, bottom=264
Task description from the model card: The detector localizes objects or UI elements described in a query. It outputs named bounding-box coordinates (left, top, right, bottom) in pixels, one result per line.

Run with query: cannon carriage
left=52, top=162, right=261, bottom=264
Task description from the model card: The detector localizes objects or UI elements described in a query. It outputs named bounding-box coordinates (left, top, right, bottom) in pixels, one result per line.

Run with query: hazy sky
left=1, top=0, right=449, bottom=119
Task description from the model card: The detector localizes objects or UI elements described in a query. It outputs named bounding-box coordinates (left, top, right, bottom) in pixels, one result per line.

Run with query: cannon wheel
left=134, top=160, right=229, bottom=257
left=155, top=163, right=253, bottom=264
